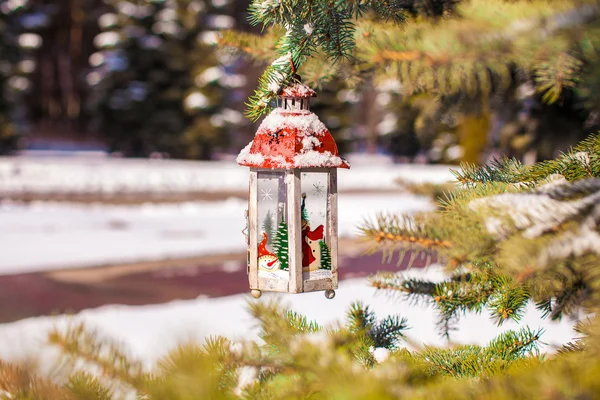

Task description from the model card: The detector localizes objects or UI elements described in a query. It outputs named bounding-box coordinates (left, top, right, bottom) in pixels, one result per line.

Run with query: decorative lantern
left=237, top=79, right=350, bottom=299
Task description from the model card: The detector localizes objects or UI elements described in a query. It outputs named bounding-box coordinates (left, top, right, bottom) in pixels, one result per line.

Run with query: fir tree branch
left=66, top=372, right=113, bottom=400
left=418, top=327, right=542, bottom=378
left=48, top=322, right=145, bottom=392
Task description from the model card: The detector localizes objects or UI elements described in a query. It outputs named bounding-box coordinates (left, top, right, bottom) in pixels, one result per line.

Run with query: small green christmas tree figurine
left=262, top=211, right=274, bottom=246
left=272, top=215, right=289, bottom=270
left=319, top=241, right=332, bottom=270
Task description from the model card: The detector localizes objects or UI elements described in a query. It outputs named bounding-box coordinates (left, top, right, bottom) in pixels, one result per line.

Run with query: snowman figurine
left=257, top=232, right=280, bottom=271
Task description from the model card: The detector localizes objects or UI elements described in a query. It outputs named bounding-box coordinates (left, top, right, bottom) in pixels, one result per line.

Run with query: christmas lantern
left=237, top=79, right=350, bottom=299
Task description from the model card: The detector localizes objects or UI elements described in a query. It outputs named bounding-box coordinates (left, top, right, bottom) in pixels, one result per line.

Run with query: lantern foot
left=324, top=289, right=335, bottom=299
left=250, top=289, right=262, bottom=299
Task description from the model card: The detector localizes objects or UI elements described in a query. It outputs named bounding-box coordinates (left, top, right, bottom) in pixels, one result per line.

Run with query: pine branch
left=66, top=372, right=113, bottom=400
left=346, top=301, right=409, bottom=350
left=0, top=360, right=68, bottom=399
left=418, top=327, right=542, bottom=378
left=48, top=322, right=145, bottom=391
left=522, top=133, right=600, bottom=182
left=218, top=29, right=280, bottom=62
left=359, top=0, right=600, bottom=100
left=249, top=301, right=322, bottom=348
left=452, top=158, right=526, bottom=187
left=370, top=315, right=410, bottom=349
left=370, top=0, right=408, bottom=23
left=360, top=213, right=451, bottom=249
left=372, top=264, right=532, bottom=337
left=347, top=301, right=377, bottom=332
left=237, top=0, right=407, bottom=119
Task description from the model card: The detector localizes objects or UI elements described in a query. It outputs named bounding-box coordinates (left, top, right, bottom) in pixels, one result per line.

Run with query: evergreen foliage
left=272, top=217, right=289, bottom=270
left=362, top=133, right=600, bottom=338
left=319, top=241, right=332, bottom=270
left=221, top=0, right=600, bottom=124
left=453, top=133, right=600, bottom=185
left=88, top=0, right=241, bottom=158
left=0, top=1, right=36, bottom=154
left=1, top=301, right=584, bottom=399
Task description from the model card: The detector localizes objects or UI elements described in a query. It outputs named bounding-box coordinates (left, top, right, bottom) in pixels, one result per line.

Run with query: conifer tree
left=319, top=241, right=332, bottom=270
left=220, top=0, right=600, bottom=161
left=88, top=0, right=243, bottom=158
left=0, top=1, right=37, bottom=154
left=272, top=216, right=289, bottom=270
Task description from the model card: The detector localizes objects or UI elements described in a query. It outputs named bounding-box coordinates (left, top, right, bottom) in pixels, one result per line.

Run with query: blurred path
left=0, top=241, right=436, bottom=323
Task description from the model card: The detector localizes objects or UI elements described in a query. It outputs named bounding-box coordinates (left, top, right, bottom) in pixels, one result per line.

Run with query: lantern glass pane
left=256, top=171, right=289, bottom=280
left=300, top=171, right=332, bottom=280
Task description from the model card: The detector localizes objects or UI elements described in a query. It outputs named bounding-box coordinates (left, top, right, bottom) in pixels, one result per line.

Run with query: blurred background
left=0, top=0, right=587, bottom=362
left=0, top=0, right=595, bottom=162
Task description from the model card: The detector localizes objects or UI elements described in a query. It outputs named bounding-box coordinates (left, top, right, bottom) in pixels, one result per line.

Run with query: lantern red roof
left=236, top=108, right=350, bottom=169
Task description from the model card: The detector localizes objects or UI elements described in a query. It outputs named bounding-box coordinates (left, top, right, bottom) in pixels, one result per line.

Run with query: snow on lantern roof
left=236, top=107, right=350, bottom=169
left=279, top=81, right=317, bottom=98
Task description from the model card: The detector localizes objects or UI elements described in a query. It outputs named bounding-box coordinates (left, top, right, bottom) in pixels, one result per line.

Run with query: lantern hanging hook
left=289, top=55, right=296, bottom=75
left=288, top=55, right=303, bottom=83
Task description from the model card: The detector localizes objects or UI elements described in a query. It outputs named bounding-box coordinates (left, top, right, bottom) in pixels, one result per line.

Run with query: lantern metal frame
left=247, top=167, right=338, bottom=298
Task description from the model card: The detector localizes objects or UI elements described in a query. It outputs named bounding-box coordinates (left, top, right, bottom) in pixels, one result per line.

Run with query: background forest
left=1, top=0, right=596, bottom=163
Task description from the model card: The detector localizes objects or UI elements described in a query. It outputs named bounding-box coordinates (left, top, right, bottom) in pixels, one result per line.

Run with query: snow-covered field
left=0, top=192, right=433, bottom=274
left=0, top=157, right=452, bottom=274
left=0, top=268, right=577, bottom=371
left=0, top=158, right=578, bottom=370
left=0, top=156, right=455, bottom=195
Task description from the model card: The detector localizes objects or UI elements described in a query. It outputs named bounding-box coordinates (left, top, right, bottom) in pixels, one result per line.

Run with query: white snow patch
left=267, top=54, right=290, bottom=94
left=0, top=157, right=456, bottom=194
left=301, top=136, right=321, bottom=151
left=258, top=108, right=327, bottom=135
left=0, top=268, right=578, bottom=369
left=281, top=82, right=316, bottom=98
left=293, top=150, right=347, bottom=168
left=0, top=192, right=433, bottom=274
left=236, top=143, right=266, bottom=166
left=372, top=347, right=390, bottom=363
left=235, top=366, right=259, bottom=396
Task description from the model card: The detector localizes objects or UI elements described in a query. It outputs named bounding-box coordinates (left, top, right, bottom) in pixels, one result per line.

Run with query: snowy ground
left=0, top=156, right=455, bottom=195
left=0, top=157, right=451, bottom=274
left=0, top=158, right=578, bottom=370
left=0, top=268, right=577, bottom=371
left=0, top=192, right=433, bottom=274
